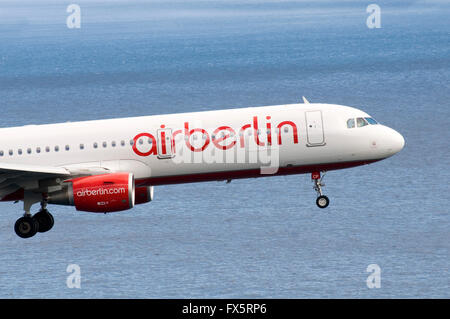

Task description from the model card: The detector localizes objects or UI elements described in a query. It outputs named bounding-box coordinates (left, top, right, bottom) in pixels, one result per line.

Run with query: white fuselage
left=0, top=103, right=405, bottom=188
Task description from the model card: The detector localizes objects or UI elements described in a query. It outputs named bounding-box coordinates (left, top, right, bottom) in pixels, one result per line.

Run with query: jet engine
left=135, top=186, right=154, bottom=205
left=48, top=173, right=135, bottom=213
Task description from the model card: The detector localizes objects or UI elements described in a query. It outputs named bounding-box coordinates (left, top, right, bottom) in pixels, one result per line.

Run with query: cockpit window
left=347, top=118, right=355, bottom=128
left=365, top=117, right=378, bottom=125
left=356, top=117, right=369, bottom=127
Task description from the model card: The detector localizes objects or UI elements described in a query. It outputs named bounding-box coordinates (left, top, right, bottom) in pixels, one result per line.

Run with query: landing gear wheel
left=316, top=195, right=330, bottom=209
left=312, top=171, right=330, bottom=209
left=14, top=216, right=39, bottom=238
left=34, top=209, right=54, bottom=233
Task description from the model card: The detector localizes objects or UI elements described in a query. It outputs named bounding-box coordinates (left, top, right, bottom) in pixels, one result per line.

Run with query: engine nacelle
left=48, top=173, right=135, bottom=213
left=135, top=186, right=154, bottom=205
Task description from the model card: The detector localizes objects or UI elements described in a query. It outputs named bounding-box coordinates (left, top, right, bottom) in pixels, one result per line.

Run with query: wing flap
left=0, top=162, right=71, bottom=176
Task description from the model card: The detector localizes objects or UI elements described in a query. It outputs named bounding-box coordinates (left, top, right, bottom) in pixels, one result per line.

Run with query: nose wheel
left=312, top=171, right=330, bottom=209
left=316, top=195, right=330, bottom=209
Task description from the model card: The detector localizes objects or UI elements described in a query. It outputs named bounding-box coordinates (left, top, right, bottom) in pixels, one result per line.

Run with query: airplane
left=0, top=98, right=405, bottom=238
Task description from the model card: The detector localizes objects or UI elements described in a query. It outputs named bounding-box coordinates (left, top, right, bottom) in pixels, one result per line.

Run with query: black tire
left=316, top=195, right=330, bottom=209
left=34, top=210, right=54, bottom=233
left=14, top=216, right=39, bottom=238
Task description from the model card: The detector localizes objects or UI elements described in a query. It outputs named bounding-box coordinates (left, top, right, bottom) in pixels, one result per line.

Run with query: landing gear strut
left=14, top=198, right=54, bottom=238
left=312, top=171, right=330, bottom=209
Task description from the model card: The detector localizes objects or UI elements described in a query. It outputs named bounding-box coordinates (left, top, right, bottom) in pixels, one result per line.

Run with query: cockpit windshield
left=347, top=118, right=355, bottom=128
left=346, top=117, right=378, bottom=129
left=365, top=117, right=378, bottom=125
left=356, top=117, right=368, bottom=127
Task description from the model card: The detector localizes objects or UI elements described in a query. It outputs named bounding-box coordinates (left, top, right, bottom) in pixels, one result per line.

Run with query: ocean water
left=0, top=0, right=449, bottom=298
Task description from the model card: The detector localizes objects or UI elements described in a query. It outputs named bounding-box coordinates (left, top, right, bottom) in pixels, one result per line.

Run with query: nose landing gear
left=312, top=171, right=330, bottom=209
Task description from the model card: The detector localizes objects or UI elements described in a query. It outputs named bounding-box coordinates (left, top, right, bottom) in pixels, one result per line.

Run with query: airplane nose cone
left=388, top=129, right=405, bottom=155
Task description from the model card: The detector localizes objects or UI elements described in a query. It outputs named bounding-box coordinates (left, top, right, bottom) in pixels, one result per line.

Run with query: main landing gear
left=312, top=171, right=330, bottom=209
left=14, top=200, right=54, bottom=238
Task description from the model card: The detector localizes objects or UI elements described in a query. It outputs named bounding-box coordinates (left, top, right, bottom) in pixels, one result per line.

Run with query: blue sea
left=0, top=0, right=449, bottom=298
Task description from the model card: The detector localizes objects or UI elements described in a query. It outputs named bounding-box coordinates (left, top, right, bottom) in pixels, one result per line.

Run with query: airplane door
left=157, top=128, right=174, bottom=159
left=305, top=111, right=326, bottom=146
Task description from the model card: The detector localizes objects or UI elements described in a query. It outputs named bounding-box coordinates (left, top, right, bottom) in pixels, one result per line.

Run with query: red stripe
left=0, top=188, right=24, bottom=202
left=136, top=159, right=380, bottom=186
left=0, top=160, right=381, bottom=201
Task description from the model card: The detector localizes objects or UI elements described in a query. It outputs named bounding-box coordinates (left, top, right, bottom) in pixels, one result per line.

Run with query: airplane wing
left=0, top=162, right=71, bottom=177
left=0, top=163, right=72, bottom=199
left=0, top=160, right=143, bottom=200
left=0, top=163, right=112, bottom=200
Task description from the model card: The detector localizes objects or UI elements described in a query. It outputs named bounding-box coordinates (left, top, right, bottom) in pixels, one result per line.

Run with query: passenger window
left=0, top=151, right=3, bottom=156
left=103, top=142, right=107, bottom=148
left=36, top=147, right=41, bottom=153
left=93, top=142, right=98, bottom=149
left=80, top=144, right=84, bottom=150
left=347, top=119, right=355, bottom=128
left=18, top=149, right=23, bottom=155
left=65, top=145, right=70, bottom=151
left=45, top=146, right=50, bottom=152
left=27, top=148, right=32, bottom=154
left=112, top=141, right=116, bottom=147
left=357, top=117, right=368, bottom=127
left=54, top=146, right=59, bottom=152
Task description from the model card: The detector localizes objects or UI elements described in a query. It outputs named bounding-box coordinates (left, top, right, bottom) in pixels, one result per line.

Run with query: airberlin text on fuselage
left=132, top=115, right=299, bottom=157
